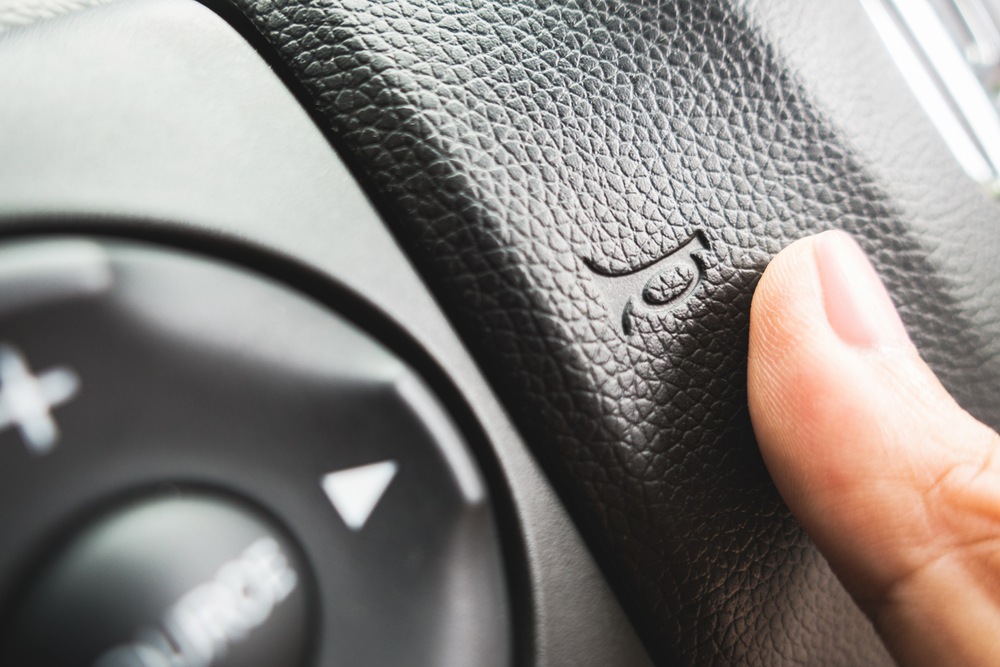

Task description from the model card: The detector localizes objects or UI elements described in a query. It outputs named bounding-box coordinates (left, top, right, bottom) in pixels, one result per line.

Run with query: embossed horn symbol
left=585, top=232, right=710, bottom=335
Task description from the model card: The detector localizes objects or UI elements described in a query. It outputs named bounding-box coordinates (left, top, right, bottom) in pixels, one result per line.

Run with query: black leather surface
left=219, top=0, right=1000, bottom=664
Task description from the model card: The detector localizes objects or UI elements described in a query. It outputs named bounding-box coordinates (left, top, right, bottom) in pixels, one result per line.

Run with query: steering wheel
left=223, top=0, right=1000, bottom=662
left=4, top=0, right=1000, bottom=664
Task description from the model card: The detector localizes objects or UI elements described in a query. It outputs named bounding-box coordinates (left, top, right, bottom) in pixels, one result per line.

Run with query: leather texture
left=221, top=0, right=1000, bottom=664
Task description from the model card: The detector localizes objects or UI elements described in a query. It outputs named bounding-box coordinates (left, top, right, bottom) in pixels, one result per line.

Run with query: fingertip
left=749, top=234, right=824, bottom=364
left=748, top=234, right=833, bottom=455
left=747, top=231, right=929, bottom=585
left=747, top=231, right=1000, bottom=660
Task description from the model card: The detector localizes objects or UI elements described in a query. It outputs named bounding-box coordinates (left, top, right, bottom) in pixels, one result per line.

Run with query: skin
left=748, top=231, right=1000, bottom=667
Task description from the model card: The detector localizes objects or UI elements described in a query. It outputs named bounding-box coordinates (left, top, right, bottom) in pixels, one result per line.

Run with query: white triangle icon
left=320, top=460, right=398, bottom=531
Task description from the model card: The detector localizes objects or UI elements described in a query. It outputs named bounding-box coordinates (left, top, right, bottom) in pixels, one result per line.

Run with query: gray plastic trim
left=0, top=1, right=654, bottom=665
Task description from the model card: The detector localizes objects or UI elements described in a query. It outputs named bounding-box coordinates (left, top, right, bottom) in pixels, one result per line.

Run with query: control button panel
left=0, top=237, right=509, bottom=667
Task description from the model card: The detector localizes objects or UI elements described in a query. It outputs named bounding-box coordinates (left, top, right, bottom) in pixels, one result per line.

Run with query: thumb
left=748, top=230, right=1000, bottom=667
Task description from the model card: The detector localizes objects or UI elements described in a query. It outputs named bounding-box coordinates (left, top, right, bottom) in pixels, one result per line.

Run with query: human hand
left=748, top=230, right=1000, bottom=666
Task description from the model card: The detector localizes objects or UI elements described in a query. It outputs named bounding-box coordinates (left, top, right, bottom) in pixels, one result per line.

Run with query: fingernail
left=814, top=230, right=910, bottom=349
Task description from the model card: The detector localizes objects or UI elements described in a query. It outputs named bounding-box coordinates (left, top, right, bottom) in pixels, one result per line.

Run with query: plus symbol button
left=0, top=344, right=80, bottom=455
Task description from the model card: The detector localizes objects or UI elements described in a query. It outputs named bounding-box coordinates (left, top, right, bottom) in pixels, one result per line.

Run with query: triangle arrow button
left=320, top=460, right=398, bottom=531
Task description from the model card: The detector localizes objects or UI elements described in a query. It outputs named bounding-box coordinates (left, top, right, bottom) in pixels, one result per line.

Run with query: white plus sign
left=0, top=344, right=79, bottom=455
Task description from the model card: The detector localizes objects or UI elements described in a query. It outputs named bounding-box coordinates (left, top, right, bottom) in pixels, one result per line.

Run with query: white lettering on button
left=321, top=460, right=398, bottom=531
left=95, top=536, right=298, bottom=667
left=0, top=343, right=79, bottom=455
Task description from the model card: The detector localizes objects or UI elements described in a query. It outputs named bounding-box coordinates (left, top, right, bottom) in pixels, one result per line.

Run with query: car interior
left=2, top=0, right=1000, bottom=665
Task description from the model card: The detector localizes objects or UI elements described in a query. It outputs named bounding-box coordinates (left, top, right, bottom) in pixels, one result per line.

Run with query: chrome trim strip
left=889, top=0, right=1000, bottom=175
left=860, top=0, right=995, bottom=183
left=952, top=0, right=1000, bottom=67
